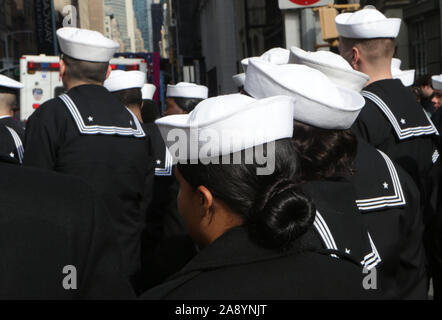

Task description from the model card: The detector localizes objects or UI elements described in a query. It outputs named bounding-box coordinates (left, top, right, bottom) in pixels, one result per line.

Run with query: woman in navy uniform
left=23, top=28, right=154, bottom=285
left=142, top=94, right=376, bottom=299
left=289, top=46, right=428, bottom=299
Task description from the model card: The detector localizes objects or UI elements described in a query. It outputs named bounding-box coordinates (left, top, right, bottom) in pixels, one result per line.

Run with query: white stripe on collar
left=155, top=147, right=173, bottom=176
left=59, top=94, right=146, bottom=138
left=361, top=90, right=439, bottom=140
left=362, top=233, right=382, bottom=271
left=5, top=126, right=23, bottom=164
left=355, top=150, right=406, bottom=211
left=0, top=115, right=12, bottom=119
left=313, top=211, right=338, bottom=259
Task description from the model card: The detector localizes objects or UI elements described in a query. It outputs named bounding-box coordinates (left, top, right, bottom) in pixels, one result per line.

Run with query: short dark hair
left=340, top=37, right=395, bottom=64
left=62, top=54, right=109, bottom=83
left=172, top=97, right=204, bottom=113
left=141, top=99, right=160, bottom=123
left=111, top=88, right=142, bottom=107
left=415, top=74, right=432, bottom=88
left=177, top=139, right=316, bottom=252
left=291, top=120, right=357, bottom=183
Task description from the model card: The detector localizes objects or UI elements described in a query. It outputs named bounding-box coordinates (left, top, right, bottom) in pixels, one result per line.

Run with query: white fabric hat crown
left=391, top=58, right=415, bottom=87
left=244, top=58, right=365, bottom=129
left=232, top=73, right=246, bottom=88
left=289, top=46, right=369, bottom=92
left=142, top=84, right=157, bottom=100
left=335, top=8, right=401, bottom=39
left=57, top=27, right=119, bottom=62
left=432, top=75, right=442, bottom=90
left=155, top=94, right=296, bottom=162
left=104, top=70, right=146, bottom=92
left=0, top=75, right=24, bottom=89
left=241, top=47, right=290, bottom=72
left=167, top=82, right=208, bottom=99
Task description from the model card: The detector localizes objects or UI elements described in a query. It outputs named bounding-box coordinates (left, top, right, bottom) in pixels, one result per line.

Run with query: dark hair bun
left=250, top=179, right=316, bottom=251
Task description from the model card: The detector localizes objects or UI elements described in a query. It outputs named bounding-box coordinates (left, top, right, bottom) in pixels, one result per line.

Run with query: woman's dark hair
left=177, top=139, right=316, bottom=251
left=111, top=88, right=142, bottom=107
left=141, top=99, right=161, bottom=123
left=291, top=120, right=357, bottom=183
left=172, top=97, right=204, bottom=113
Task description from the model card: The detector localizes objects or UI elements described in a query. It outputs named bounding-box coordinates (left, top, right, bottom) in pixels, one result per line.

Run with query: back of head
left=62, top=54, right=109, bottom=84
left=178, top=139, right=316, bottom=252
left=0, top=89, right=17, bottom=115
left=339, top=37, right=395, bottom=68
left=111, top=87, right=142, bottom=108
left=291, top=120, right=358, bottom=183
left=172, top=97, right=204, bottom=113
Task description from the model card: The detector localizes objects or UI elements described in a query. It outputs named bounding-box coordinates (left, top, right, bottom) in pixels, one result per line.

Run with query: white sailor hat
left=241, top=47, right=290, bottom=73
left=142, top=83, right=157, bottom=100
left=0, top=75, right=24, bottom=90
left=391, top=58, right=415, bottom=87
left=244, top=58, right=365, bottom=130
left=57, top=27, right=119, bottom=62
left=155, top=94, right=296, bottom=162
left=289, top=46, right=369, bottom=92
left=232, top=73, right=246, bottom=88
left=432, top=75, right=442, bottom=91
left=167, top=82, right=208, bottom=99
left=104, top=70, right=146, bottom=92
left=335, top=8, right=401, bottom=39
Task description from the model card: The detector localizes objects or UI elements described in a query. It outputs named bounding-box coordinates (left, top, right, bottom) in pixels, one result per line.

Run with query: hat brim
left=155, top=95, right=296, bottom=162
left=393, top=69, right=415, bottom=87
left=289, top=48, right=369, bottom=92
left=336, top=18, right=402, bottom=39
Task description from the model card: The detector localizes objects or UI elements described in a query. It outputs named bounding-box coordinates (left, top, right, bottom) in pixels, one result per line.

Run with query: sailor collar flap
left=59, top=89, right=145, bottom=138
left=361, top=81, right=438, bottom=141
left=301, top=181, right=381, bottom=271
left=353, top=144, right=406, bottom=212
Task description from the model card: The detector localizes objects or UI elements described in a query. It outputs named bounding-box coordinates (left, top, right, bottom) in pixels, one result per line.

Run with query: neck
left=360, top=64, right=393, bottom=86
left=64, top=80, right=102, bottom=91
left=127, top=104, right=143, bottom=123
left=0, top=110, right=12, bottom=117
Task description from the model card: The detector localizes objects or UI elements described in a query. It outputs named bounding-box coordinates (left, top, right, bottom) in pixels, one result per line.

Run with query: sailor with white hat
left=0, top=74, right=25, bottom=164
left=165, top=82, right=208, bottom=116
left=23, top=27, right=155, bottom=282
left=431, top=74, right=442, bottom=111
left=244, top=57, right=387, bottom=271
left=288, top=45, right=428, bottom=298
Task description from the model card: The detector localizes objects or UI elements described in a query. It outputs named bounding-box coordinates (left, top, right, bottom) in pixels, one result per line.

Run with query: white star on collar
left=400, top=118, right=406, bottom=125
left=383, top=182, right=389, bottom=189
left=9, top=152, right=14, bottom=158
left=88, top=116, right=94, bottom=122
left=345, top=248, right=351, bottom=254
left=156, top=160, right=162, bottom=165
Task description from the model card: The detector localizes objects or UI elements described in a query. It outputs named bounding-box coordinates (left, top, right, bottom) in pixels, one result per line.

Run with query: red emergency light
left=109, top=64, right=140, bottom=71
left=27, top=61, right=60, bottom=73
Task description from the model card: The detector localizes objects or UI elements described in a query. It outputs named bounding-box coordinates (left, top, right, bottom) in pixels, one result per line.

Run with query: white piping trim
left=155, top=147, right=173, bottom=176
left=361, top=90, right=439, bottom=140
left=432, top=150, right=440, bottom=164
left=355, top=150, right=406, bottom=211
left=361, top=233, right=382, bottom=270
left=59, top=94, right=146, bottom=138
left=5, top=126, right=23, bottom=164
left=313, top=211, right=338, bottom=258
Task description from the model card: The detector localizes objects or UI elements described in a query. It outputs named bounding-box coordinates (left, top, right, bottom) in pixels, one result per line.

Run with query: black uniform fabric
left=301, top=179, right=380, bottom=271
left=0, top=116, right=25, bottom=141
left=138, top=123, right=196, bottom=292
left=141, top=226, right=380, bottom=300
left=0, top=161, right=135, bottom=299
left=352, top=79, right=440, bottom=224
left=23, top=84, right=155, bottom=279
left=351, top=139, right=428, bottom=299
left=0, top=124, right=20, bottom=165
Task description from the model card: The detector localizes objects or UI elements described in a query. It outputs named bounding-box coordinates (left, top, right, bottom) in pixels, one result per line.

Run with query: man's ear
left=196, top=186, right=214, bottom=222
left=105, top=64, right=112, bottom=80
left=59, top=59, right=66, bottom=81
left=351, top=46, right=362, bottom=71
